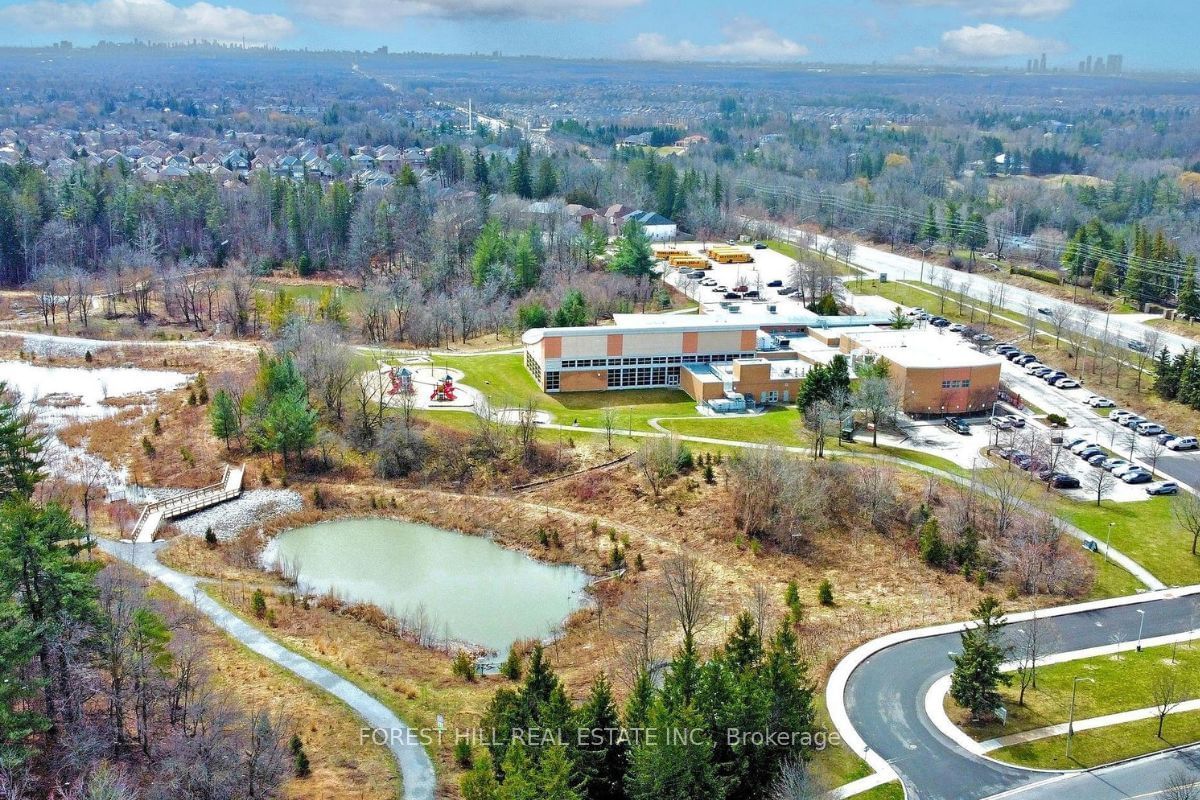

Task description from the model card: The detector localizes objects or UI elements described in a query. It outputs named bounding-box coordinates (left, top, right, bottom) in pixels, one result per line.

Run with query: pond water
left=267, top=518, right=591, bottom=658
left=0, top=360, right=189, bottom=427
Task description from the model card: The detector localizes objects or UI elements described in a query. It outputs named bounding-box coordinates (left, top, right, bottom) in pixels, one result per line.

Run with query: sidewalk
left=979, top=699, right=1200, bottom=753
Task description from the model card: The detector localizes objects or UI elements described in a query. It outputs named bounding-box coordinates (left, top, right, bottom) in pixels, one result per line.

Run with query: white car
left=1023, top=362, right=1046, bottom=374
left=1111, top=410, right=1135, bottom=424
left=990, top=416, right=1013, bottom=430
left=949, top=323, right=965, bottom=332
left=1002, top=414, right=1026, bottom=428
left=1137, top=422, right=1166, bottom=436
left=1052, top=378, right=1081, bottom=389
left=1085, top=395, right=1115, bottom=408
left=1070, top=441, right=1100, bottom=454
left=1167, top=436, right=1199, bottom=451
left=1111, top=463, right=1143, bottom=478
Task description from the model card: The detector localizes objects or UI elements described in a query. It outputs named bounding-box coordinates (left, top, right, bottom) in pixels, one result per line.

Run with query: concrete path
left=980, top=699, right=1200, bottom=753
left=97, top=539, right=436, bottom=800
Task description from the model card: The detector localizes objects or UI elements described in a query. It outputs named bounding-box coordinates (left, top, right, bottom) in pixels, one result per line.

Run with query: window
left=525, top=351, right=543, bottom=383
left=941, top=379, right=971, bottom=389
left=545, top=371, right=560, bottom=391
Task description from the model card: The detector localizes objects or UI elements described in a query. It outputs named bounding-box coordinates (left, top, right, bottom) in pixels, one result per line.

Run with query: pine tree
left=919, top=204, right=939, bottom=244
left=290, top=733, right=311, bottom=778
left=209, top=388, right=240, bottom=450
left=533, top=158, right=559, bottom=200
left=724, top=611, right=764, bottom=673
left=942, top=201, right=961, bottom=255
left=498, top=739, right=538, bottom=800
left=461, top=752, right=500, bottom=800
left=512, top=233, right=541, bottom=291
left=0, top=386, right=44, bottom=501
left=608, top=220, right=655, bottom=283
left=536, top=745, right=580, bottom=800
left=1093, top=258, right=1117, bottom=295
left=918, top=516, right=948, bottom=568
left=949, top=596, right=1011, bottom=721
left=1179, top=265, right=1200, bottom=319
left=1155, top=347, right=1182, bottom=400
left=575, top=673, right=628, bottom=800
left=509, top=144, right=533, bottom=199
left=627, top=700, right=718, bottom=800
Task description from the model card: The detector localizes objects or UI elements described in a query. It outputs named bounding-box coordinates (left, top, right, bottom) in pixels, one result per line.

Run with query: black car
left=723, top=292, right=740, bottom=299
left=753, top=242, right=768, bottom=250
left=1050, top=474, right=1081, bottom=489
left=766, top=279, right=783, bottom=287
left=1005, top=351, right=1025, bottom=361
left=777, top=287, right=796, bottom=296
left=945, top=416, right=971, bottom=435
left=931, top=318, right=951, bottom=328
left=744, top=290, right=760, bottom=298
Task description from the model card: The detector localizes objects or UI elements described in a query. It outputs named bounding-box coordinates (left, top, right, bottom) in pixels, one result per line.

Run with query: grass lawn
left=765, top=240, right=858, bottom=277
left=809, top=695, right=874, bottom=792
left=657, top=406, right=808, bottom=446
left=259, top=281, right=367, bottom=311
left=990, top=709, right=1200, bottom=770
left=956, top=640, right=1200, bottom=742
left=1055, top=495, right=1200, bottom=587
left=1087, top=554, right=1146, bottom=599
left=852, top=782, right=905, bottom=800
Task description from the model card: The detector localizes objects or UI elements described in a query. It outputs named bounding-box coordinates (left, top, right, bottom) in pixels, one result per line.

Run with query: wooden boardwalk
left=132, top=464, right=245, bottom=543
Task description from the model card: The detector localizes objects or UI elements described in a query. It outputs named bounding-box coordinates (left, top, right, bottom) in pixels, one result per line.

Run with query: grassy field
left=259, top=280, right=367, bottom=311
left=853, top=782, right=905, bottom=800
left=851, top=279, right=1027, bottom=338
left=990, top=709, right=1200, bottom=770
left=765, top=240, right=858, bottom=277
left=1055, top=495, right=1200, bottom=587
left=957, top=640, right=1200, bottom=743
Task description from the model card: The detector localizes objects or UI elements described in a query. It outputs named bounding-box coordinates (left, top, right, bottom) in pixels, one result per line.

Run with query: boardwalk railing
left=132, top=464, right=245, bottom=543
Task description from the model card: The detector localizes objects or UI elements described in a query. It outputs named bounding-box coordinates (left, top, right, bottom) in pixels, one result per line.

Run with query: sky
left=0, top=0, right=1193, bottom=71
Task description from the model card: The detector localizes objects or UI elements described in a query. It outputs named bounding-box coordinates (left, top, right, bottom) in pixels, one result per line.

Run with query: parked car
left=1087, top=453, right=1110, bottom=466
left=1113, top=464, right=1145, bottom=479
left=1005, top=351, right=1024, bottom=361
left=1110, top=410, right=1135, bottom=424
left=1013, top=454, right=1034, bottom=470
left=1076, top=446, right=1104, bottom=459
left=945, top=417, right=971, bottom=435
left=1128, top=340, right=1149, bottom=353
left=1137, top=422, right=1166, bottom=436
left=744, top=290, right=760, bottom=298
left=1122, top=470, right=1153, bottom=484
left=916, top=312, right=931, bottom=321
left=973, top=333, right=995, bottom=343
left=990, top=416, right=1013, bottom=430
left=1123, top=416, right=1147, bottom=429
left=688, top=270, right=706, bottom=278
left=1085, top=395, right=1115, bottom=408
left=1016, top=354, right=1039, bottom=365
left=1063, top=437, right=1089, bottom=450
left=996, top=345, right=1018, bottom=356
left=1052, top=378, right=1082, bottom=389
left=1071, top=441, right=1100, bottom=454
left=1157, top=433, right=1178, bottom=446
left=1167, top=436, right=1199, bottom=451
left=1147, top=482, right=1180, bottom=496
left=1101, top=457, right=1129, bottom=472
left=1028, top=365, right=1052, bottom=376
left=753, top=242, right=768, bottom=249
left=1035, top=466, right=1057, bottom=481
left=777, top=287, right=796, bottom=296
left=701, top=278, right=717, bottom=286
left=1038, top=307, right=1052, bottom=315
left=949, top=323, right=965, bottom=332
left=1041, top=370, right=1067, bottom=382
left=766, top=279, right=783, bottom=287
left=1051, top=474, right=1082, bottom=489
left=931, top=318, right=951, bottom=328
left=723, top=292, right=740, bottom=300
left=1002, top=414, right=1026, bottom=428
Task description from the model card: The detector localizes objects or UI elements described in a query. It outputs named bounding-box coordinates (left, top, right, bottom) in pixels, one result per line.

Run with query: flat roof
left=522, top=313, right=758, bottom=345
left=845, top=328, right=1001, bottom=368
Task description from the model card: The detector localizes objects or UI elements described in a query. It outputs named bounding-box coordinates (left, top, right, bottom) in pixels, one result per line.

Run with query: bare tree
left=1151, top=666, right=1186, bottom=739
left=662, top=553, right=714, bottom=645
left=1139, top=436, right=1167, bottom=479
left=853, top=375, right=900, bottom=447
left=600, top=406, right=619, bottom=452
left=1049, top=306, right=1075, bottom=349
left=1161, top=767, right=1200, bottom=800
left=805, top=398, right=840, bottom=459
left=1012, top=612, right=1045, bottom=705
left=1173, top=490, right=1200, bottom=556
left=634, top=435, right=686, bottom=498
left=1081, top=466, right=1116, bottom=507
left=771, top=757, right=827, bottom=800
left=983, top=467, right=1030, bottom=535
left=616, top=582, right=661, bottom=684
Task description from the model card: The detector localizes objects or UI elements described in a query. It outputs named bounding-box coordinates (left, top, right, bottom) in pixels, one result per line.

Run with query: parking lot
left=660, top=242, right=822, bottom=309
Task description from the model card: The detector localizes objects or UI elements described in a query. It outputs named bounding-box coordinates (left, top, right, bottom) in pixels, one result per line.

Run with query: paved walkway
left=97, top=539, right=435, bottom=800
left=980, top=699, right=1200, bottom=752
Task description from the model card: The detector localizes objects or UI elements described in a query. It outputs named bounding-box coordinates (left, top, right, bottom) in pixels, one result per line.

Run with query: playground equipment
left=430, top=374, right=458, bottom=402
left=387, top=366, right=415, bottom=396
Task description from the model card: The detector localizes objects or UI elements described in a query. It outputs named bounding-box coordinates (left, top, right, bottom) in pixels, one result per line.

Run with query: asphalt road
left=845, top=591, right=1200, bottom=800
left=772, top=222, right=1198, bottom=358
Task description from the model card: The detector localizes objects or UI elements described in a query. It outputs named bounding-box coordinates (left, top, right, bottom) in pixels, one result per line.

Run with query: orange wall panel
left=607, top=334, right=623, bottom=357
left=543, top=337, right=561, bottom=358
left=682, top=331, right=698, bottom=354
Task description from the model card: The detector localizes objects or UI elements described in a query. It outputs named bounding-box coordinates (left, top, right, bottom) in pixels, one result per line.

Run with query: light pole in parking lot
left=1066, top=676, right=1095, bottom=760
left=1105, top=522, right=1114, bottom=563
left=1136, top=609, right=1146, bottom=652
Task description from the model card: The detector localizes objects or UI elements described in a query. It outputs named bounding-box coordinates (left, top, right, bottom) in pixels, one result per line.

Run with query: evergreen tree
left=498, top=740, right=538, bottom=800
left=1155, top=347, right=1182, bottom=400
left=918, top=516, right=948, bottom=568
left=623, top=669, right=655, bottom=735
left=553, top=290, right=589, bottom=327
left=1092, top=258, right=1117, bottom=295
left=209, top=388, right=241, bottom=450
left=919, top=204, right=939, bottom=244
left=533, top=158, right=559, bottom=200
left=1179, top=265, right=1200, bottom=319
left=461, top=752, right=501, bottom=800
left=949, top=596, right=1011, bottom=721
left=472, top=220, right=509, bottom=287
left=575, top=673, right=628, bottom=800
left=608, top=220, right=655, bottom=284
left=471, top=147, right=490, bottom=189
left=512, top=232, right=541, bottom=291
left=537, top=745, right=581, bottom=800
left=261, top=388, right=317, bottom=468
left=724, top=611, right=764, bottom=673
left=0, top=384, right=44, bottom=501
left=941, top=201, right=961, bottom=255
left=509, top=144, right=534, bottom=199
left=626, top=700, right=718, bottom=800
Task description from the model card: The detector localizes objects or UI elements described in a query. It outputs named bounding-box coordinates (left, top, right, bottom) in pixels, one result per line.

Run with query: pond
left=266, top=518, right=591, bottom=659
left=0, top=360, right=189, bottom=427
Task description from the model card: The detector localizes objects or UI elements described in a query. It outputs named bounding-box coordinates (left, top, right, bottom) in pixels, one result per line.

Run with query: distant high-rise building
left=1079, top=60, right=1087, bottom=73
left=1040, top=53, right=1047, bottom=72
left=1086, top=55, right=1093, bottom=72
left=1107, top=54, right=1124, bottom=74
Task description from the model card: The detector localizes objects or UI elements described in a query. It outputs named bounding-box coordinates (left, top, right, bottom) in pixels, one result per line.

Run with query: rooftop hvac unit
left=767, top=304, right=777, bottom=313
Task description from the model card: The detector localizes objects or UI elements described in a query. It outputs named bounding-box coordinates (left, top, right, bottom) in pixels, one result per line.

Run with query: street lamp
left=1066, top=676, right=1095, bottom=760
left=1136, top=609, right=1146, bottom=652
left=1105, top=522, right=1114, bottom=564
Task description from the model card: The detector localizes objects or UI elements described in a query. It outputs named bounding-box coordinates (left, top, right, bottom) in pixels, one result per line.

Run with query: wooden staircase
left=131, top=464, right=245, bottom=543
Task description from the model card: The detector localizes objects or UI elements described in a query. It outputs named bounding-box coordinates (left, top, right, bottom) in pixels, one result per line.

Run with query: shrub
left=451, top=651, right=477, bottom=682
left=180, top=446, right=195, bottom=467
left=152, top=416, right=162, bottom=435
left=1012, top=265, right=1062, bottom=285
left=290, top=734, right=311, bottom=778
left=251, top=588, right=267, bottom=619
left=312, top=486, right=325, bottom=509
left=141, top=436, right=155, bottom=457
left=634, top=553, right=645, bottom=572
left=204, top=527, right=218, bottom=548
left=500, top=648, right=523, bottom=681
left=454, top=739, right=473, bottom=768
left=84, top=350, right=93, bottom=362
left=818, top=579, right=834, bottom=606
left=1047, top=413, right=1068, bottom=427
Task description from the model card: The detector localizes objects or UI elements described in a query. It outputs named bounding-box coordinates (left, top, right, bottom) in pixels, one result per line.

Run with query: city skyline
left=0, top=0, right=1192, bottom=71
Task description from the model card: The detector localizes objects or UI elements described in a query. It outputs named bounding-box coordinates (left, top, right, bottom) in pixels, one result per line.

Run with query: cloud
left=629, top=18, right=809, bottom=63
left=0, top=0, right=296, bottom=43
left=903, top=23, right=1066, bottom=62
left=288, top=0, right=644, bottom=26
left=880, top=0, right=1072, bottom=19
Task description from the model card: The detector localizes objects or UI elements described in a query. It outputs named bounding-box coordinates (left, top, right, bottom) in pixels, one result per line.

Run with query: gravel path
left=156, top=488, right=304, bottom=540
